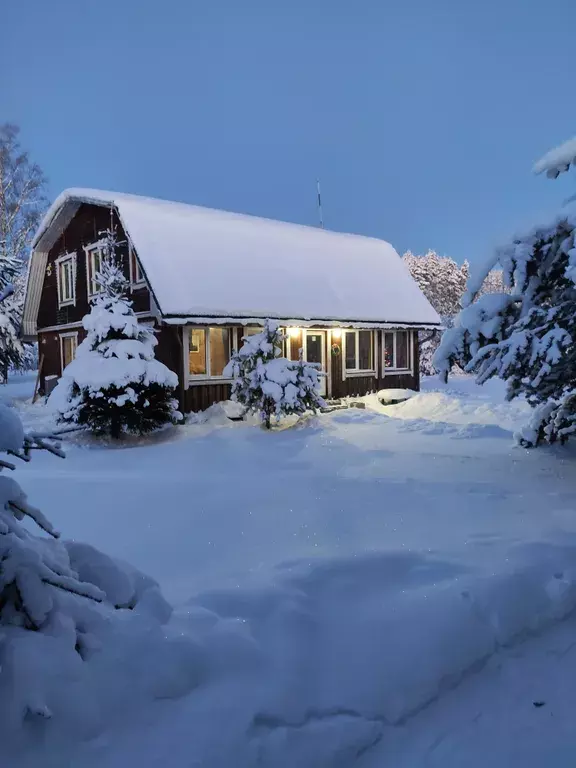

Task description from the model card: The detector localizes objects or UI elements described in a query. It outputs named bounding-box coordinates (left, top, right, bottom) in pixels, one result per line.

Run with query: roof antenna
left=316, top=178, right=324, bottom=229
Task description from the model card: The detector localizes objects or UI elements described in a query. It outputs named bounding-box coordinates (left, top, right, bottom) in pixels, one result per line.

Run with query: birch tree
left=0, top=124, right=47, bottom=377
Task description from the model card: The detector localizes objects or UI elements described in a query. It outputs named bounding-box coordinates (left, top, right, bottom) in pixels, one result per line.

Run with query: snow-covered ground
left=6, top=372, right=576, bottom=767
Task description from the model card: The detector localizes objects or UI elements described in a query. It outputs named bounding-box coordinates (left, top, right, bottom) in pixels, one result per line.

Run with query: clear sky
left=3, top=0, right=576, bottom=264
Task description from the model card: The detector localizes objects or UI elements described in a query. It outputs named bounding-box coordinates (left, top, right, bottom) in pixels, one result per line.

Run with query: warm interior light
left=288, top=327, right=300, bottom=338
left=332, top=328, right=342, bottom=340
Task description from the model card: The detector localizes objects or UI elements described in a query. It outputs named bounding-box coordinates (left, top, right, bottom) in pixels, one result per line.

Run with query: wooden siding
left=38, top=327, right=87, bottom=394
left=174, top=327, right=421, bottom=413
left=329, top=329, right=419, bottom=400
left=38, top=203, right=151, bottom=331
left=184, top=383, right=232, bottom=413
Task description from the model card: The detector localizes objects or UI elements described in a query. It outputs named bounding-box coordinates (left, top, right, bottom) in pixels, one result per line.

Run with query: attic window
left=129, top=244, right=145, bottom=286
left=56, top=253, right=76, bottom=307
left=85, top=242, right=105, bottom=297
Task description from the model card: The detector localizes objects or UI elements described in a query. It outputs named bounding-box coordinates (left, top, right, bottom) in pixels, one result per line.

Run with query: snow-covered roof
left=28, top=188, right=440, bottom=330
left=533, top=136, right=576, bottom=179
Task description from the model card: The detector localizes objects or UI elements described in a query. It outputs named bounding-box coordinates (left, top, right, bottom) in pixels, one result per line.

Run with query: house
left=22, top=188, right=441, bottom=412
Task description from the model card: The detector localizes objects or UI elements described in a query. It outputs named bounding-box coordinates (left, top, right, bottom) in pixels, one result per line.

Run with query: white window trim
left=129, top=241, right=146, bottom=288
left=383, top=330, right=413, bottom=374
left=59, top=331, right=78, bottom=373
left=343, top=329, right=376, bottom=376
left=83, top=240, right=107, bottom=298
left=55, top=252, right=77, bottom=308
left=184, top=326, right=235, bottom=386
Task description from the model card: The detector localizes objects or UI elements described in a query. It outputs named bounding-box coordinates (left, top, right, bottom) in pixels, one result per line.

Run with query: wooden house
left=22, top=189, right=441, bottom=412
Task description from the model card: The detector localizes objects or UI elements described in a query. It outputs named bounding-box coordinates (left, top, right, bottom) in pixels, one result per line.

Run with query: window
left=383, top=330, right=411, bottom=371
left=60, top=332, right=78, bottom=372
left=85, top=243, right=105, bottom=297
left=345, top=330, right=373, bottom=372
left=129, top=243, right=145, bottom=286
left=56, top=253, right=76, bottom=307
left=188, top=327, right=232, bottom=378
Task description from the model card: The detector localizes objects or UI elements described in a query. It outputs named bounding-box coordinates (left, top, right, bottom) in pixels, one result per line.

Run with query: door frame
left=59, top=331, right=78, bottom=374
left=304, top=328, right=328, bottom=397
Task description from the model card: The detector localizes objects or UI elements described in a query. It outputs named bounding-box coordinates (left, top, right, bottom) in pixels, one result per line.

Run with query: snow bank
left=224, top=541, right=576, bottom=727
left=13, top=373, right=576, bottom=766
left=76, top=541, right=576, bottom=767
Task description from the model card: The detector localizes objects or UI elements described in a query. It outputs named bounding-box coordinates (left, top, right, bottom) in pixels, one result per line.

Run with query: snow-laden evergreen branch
left=434, top=212, right=576, bottom=446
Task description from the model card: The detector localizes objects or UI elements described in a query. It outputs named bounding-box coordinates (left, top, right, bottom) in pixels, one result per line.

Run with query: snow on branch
left=534, top=136, right=576, bottom=179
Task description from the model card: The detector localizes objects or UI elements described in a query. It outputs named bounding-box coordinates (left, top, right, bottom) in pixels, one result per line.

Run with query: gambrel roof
left=24, top=188, right=440, bottom=336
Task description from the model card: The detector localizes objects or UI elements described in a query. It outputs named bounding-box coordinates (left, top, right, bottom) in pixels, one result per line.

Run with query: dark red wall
left=38, top=203, right=150, bottom=330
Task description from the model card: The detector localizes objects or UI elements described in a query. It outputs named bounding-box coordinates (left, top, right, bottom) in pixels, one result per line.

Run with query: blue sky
left=3, top=0, right=576, bottom=264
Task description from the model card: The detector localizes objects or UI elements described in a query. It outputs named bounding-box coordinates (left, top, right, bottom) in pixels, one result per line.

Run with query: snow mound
left=380, top=389, right=529, bottom=434
left=377, top=388, right=416, bottom=404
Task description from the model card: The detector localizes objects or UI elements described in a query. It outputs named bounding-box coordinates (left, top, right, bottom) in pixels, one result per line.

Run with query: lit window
left=85, top=244, right=105, bottom=297
left=188, top=328, right=232, bottom=377
left=384, top=330, right=411, bottom=370
left=345, top=330, right=373, bottom=371
left=57, top=254, right=76, bottom=306
left=130, top=244, right=145, bottom=286
left=210, top=327, right=230, bottom=376
left=60, top=333, right=77, bottom=371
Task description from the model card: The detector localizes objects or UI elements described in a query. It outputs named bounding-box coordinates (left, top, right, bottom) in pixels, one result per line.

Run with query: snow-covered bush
left=224, top=320, right=325, bottom=428
left=434, top=212, right=576, bottom=446
left=50, top=230, right=180, bottom=438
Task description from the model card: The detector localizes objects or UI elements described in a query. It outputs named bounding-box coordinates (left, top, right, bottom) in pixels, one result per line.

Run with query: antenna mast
left=316, top=178, right=324, bottom=229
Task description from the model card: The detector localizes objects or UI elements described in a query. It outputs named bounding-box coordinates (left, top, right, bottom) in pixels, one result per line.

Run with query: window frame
left=59, top=331, right=78, bottom=373
left=129, top=242, right=146, bottom=288
left=55, top=252, right=77, bottom=308
left=343, top=329, right=375, bottom=375
left=184, top=326, right=237, bottom=385
left=383, top=330, right=413, bottom=373
left=84, top=241, right=106, bottom=298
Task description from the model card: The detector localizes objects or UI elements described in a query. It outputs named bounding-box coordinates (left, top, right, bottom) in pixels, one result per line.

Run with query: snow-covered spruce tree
left=50, top=230, right=180, bottom=438
left=224, top=320, right=325, bottom=428
left=433, top=212, right=576, bottom=446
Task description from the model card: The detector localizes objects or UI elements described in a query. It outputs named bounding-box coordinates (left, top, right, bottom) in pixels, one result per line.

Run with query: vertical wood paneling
left=38, top=203, right=151, bottom=331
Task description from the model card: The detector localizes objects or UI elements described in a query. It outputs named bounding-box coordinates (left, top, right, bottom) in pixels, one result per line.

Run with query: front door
left=305, top=330, right=327, bottom=396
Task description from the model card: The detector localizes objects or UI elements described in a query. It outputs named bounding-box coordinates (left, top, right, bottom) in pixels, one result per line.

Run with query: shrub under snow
left=50, top=234, right=180, bottom=438
left=224, top=320, right=325, bottom=428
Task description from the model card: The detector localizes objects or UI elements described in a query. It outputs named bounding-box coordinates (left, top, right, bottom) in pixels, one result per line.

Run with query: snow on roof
left=533, top=136, right=576, bottom=178
left=33, top=188, right=441, bottom=326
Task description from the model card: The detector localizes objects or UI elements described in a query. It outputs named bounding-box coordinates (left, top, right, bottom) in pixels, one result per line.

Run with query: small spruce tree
left=49, top=229, right=181, bottom=438
left=224, top=320, right=325, bottom=428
